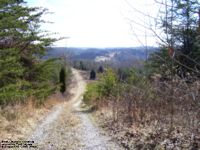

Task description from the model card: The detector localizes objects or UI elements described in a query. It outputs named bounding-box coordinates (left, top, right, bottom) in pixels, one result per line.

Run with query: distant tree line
left=72, top=60, right=102, bottom=71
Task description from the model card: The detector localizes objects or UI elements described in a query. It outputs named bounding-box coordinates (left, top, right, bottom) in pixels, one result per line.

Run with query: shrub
left=83, top=82, right=99, bottom=105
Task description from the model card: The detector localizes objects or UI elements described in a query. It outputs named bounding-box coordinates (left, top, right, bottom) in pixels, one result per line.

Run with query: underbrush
left=84, top=68, right=200, bottom=149
left=93, top=101, right=200, bottom=150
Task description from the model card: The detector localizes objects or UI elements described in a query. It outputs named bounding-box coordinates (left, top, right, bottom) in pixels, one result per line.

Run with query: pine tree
left=80, top=61, right=86, bottom=70
left=59, top=67, right=66, bottom=94
left=90, top=69, right=96, bottom=80
left=97, top=66, right=104, bottom=73
left=0, top=0, right=61, bottom=105
left=149, top=0, right=200, bottom=77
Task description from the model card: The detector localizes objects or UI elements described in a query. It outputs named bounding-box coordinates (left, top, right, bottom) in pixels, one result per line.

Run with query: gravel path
left=76, top=112, right=122, bottom=150
left=29, top=105, right=63, bottom=143
left=28, top=68, right=123, bottom=150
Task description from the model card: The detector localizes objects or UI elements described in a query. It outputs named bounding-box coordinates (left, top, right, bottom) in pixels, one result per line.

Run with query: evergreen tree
left=90, top=69, right=96, bottom=80
left=149, top=0, right=200, bottom=77
left=0, top=0, right=62, bottom=105
left=80, top=61, right=86, bottom=70
left=97, top=66, right=104, bottom=73
left=59, top=67, right=66, bottom=94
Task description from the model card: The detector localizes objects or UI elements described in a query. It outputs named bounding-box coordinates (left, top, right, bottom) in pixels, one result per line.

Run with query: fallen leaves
left=92, top=109, right=200, bottom=150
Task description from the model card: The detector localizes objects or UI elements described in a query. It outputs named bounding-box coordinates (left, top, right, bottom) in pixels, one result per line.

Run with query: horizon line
left=49, top=46, right=158, bottom=49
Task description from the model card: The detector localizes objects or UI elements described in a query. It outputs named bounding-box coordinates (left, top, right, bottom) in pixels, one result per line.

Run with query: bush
left=98, top=68, right=118, bottom=96
left=83, top=68, right=118, bottom=106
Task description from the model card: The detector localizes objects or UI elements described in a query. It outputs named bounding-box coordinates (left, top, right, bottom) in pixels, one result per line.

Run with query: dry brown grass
left=43, top=93, right=65, bottom=109
left=0, top=93, right=65, bottom=141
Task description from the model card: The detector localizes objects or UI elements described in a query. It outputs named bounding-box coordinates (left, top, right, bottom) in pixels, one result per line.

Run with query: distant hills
left=45, top=47, right=158, bottom=63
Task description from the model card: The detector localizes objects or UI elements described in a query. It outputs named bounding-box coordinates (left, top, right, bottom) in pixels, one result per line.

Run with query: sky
left=26, top=0, right=160, bottom=48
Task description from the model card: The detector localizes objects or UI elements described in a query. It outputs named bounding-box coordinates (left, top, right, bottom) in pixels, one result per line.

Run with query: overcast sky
left=26, top=0, right=159, bottom=47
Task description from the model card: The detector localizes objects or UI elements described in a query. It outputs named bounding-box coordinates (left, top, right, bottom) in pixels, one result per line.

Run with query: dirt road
left=29, top=69, right=122, bottom=150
